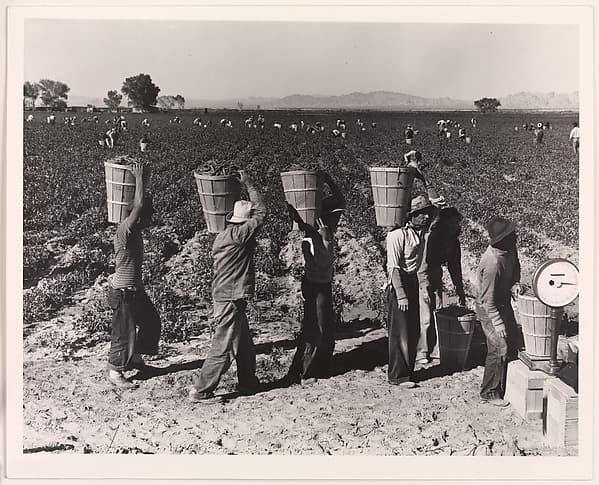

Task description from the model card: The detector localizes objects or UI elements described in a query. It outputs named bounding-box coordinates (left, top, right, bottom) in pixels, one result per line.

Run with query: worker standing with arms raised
left=286, top=172, right=346, bottom=385
left=189, top=170, right=266, bottom=404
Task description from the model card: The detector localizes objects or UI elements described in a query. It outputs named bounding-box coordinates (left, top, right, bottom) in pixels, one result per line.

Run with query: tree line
left=24, top=73, right=185, bottom=111
left=24, top=73, right=499, bottom=113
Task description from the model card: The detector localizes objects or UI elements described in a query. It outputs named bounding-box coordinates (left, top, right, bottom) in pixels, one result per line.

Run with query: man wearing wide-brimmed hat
left=476, top=216, right=526, bottom=407
left=189, top=170, right=266, bottom=404
left=286, top=171, right=346, bottom=385
left=385, top=195, right=435, bottom=388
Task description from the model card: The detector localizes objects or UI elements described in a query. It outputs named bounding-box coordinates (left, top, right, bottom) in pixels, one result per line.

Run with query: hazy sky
left=24, top=20, right=579, bottom=101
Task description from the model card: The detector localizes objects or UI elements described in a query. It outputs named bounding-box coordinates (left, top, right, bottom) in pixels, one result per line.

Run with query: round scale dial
left=532, top=259, right=579, bottom=308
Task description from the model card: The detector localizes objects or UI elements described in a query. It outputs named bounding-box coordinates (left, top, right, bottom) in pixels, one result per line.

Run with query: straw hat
left=408, top=195, right=433, bottom=217
left=486, top=217, right=516, bottom=245
left=226, top=200, right=253, bottom=224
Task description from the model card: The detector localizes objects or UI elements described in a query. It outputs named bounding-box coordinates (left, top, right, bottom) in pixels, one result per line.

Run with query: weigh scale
left=518, top=258, right=579, bottom=375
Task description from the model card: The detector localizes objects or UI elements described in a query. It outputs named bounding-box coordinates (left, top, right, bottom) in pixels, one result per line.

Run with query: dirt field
left=22, top=219, right=578, bottom=457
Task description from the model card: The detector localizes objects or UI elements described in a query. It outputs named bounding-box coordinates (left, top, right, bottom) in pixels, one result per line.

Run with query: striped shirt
left=112, top=219, right=143, bottom=289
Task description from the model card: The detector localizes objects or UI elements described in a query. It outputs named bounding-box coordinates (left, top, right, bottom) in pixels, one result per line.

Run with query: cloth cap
left=226, top=200, right=253, bottom=224
left=486, top=217, right=516, bottom=245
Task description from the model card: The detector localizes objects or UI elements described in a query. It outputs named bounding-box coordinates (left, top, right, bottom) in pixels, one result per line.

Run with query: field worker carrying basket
left=385, top=195, right=435, bottom=388
left=285, top=172, right=346, bottom=385
left=415, top=204, right=467, bottom=364
left=475, top=217, right=526, bottom=407
left=189, top=170, right=266, bottom=404
left=107, top=162, right=162, bottom=389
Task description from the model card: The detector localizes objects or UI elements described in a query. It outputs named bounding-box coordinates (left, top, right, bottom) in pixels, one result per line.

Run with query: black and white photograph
left=2, top=2, right=596, bottom=482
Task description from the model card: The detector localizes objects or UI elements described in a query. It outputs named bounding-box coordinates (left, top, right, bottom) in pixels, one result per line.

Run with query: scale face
left=532, top=258, right=579, bottom=308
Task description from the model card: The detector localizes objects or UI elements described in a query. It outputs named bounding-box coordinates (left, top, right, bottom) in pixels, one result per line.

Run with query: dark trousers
left=386, top=273, right=420, bottom=383
left=191, top=299, right=258, bottom=396
left=108, top=287, right=161, bottom=371
left=476, top=301, right=520, bottom=399
left=289, top=279, right=336, bottom=380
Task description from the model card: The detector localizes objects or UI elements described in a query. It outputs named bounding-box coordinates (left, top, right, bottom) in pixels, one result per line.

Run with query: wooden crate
left=543, top=377, right=578, bottom=448
left=504, top=359, right=551, bottom=421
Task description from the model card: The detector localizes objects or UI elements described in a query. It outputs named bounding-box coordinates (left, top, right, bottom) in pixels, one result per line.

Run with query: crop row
left=23, top=110, right=579, bottom=335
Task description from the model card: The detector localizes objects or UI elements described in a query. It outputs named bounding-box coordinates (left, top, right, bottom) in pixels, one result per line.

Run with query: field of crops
left=20, top=109, right=581, bottom=457
left=23, top=109, right=579, bottom=333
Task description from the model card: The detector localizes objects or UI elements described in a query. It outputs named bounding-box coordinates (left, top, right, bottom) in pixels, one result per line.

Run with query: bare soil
left=22, top=221, right=578, bottom=456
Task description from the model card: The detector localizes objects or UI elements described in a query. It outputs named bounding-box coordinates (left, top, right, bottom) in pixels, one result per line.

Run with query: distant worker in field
left=102, top=126, right=120, bottom=149
left=285, top=172, right=345, bottom=386
left=385, top=195, right=434, bottom=388
left=475, top=217, right=525, bottom=407
left=26, top=114, right=34, bottom=123
left=47, top=113, right=56, bottom=125
left=458, top=127, right=466, bottom=140
left=107, top=162, right=161, bottom=389
left=533, top=122, right=544, bottom=144
left=436, top=119, right=447, bottom=136
left=405, top=124, right=415, bottom=145
left=471, top=117, right=477, bottom=128
left=189, top=170, right=265, bottom=404
left=569, top=122, right=580, bottom=156
left=416, top=205, right=467, bottom=365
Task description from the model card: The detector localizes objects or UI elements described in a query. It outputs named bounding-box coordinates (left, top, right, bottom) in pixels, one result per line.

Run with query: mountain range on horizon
left=67, top=90, right=579, bottom=111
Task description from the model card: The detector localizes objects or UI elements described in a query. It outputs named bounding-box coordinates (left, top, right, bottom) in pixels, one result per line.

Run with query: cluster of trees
left=474, top=97, right=501, bottom=113
left=23, top=73, right=170, bottom=112
left=157, top=94, right=185, bottom=110
left=23, top=80, right=70, bottom=109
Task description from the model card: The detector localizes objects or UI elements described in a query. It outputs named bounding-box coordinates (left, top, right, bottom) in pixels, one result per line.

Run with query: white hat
left=226, top=200, right=253, bottom=224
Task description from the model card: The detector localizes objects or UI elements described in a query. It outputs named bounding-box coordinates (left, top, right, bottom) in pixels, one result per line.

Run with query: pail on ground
left=369, top=167, right=414, bottom=227
left=446, top=131, right=452, bottom=139
left=465, top=136, right=472, bottom=144
left=280, top=170, right=324, bottom=228
left=104, top=161, right=143, bottom=224
left=517, top=293, right=562, bottom=358
left=193, top=171, right=241, bottom=233
left=435, top=306, right=477, bottom=370
left=405, top=138, right=413, bottom=145
left=140, top=141, right=148, bottom=152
